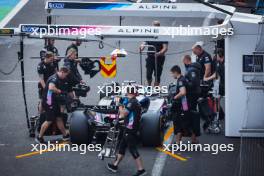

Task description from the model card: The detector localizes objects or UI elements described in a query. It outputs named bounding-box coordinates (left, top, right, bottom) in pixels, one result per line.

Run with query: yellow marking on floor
left=16, top=142, right=69, bottom=159
left=156, top=147, right=187, bottom=161
left=156, top=125, right=187, bottom=161
left=163, top=126, right=174, bottom=142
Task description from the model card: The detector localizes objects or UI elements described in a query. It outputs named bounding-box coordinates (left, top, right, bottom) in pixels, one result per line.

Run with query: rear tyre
left=70, top=111, right=94, bottom=145
left=140, top=112, right=164, bottom=146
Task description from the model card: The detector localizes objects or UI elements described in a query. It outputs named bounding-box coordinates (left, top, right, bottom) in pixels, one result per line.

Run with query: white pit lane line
left=0, top=0, right=30, bottom=28
left=151, top=123, right=174, bottom=176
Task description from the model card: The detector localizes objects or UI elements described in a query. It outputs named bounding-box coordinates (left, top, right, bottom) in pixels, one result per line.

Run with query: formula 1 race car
left=69, top=81, right=170, bottom=147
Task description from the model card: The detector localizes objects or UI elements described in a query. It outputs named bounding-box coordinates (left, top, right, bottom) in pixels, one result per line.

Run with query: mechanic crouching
left=35, top=67, right=70, bottom=144
left=107, top=86, right=147, bottom=176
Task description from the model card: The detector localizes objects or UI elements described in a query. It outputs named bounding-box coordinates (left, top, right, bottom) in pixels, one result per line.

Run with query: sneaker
left=35, top=136, right=45, bottom=144
left=133, top=169, right=147, bottom=176
left=107, top=163, right=118, bottom=173
left=62, top=134, right=70, bottom=141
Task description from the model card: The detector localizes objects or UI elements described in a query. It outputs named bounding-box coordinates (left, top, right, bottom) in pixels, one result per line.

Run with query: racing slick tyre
left=140, top=112, right=164, bottom=146
left=70, top=111, right=94, bottom=145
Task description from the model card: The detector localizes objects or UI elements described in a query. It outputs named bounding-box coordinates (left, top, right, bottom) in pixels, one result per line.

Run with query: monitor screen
left=243, top=55, right=264, bottom=73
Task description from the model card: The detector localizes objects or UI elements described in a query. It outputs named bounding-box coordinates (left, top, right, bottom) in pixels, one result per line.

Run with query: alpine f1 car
left=69, top=81, right=170, bottom=147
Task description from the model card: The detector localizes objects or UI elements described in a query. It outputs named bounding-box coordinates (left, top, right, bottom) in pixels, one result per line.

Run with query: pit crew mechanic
left=107, top=86, right=147, bottom=176
left=192, top=44, right=213, bottom=80
left=170, top=65, right=196, bottom=144
left=183, top=55, right=201, bottom=110
left=45, top=38, right=60, bottom=69
left=140, top=20, right=168, bottom=86
left=64, top=48, right=84, bottom=99
left=204, top=48, right=225, bottom=96
left=65, top=39, right=82, bottom=58
left=36, top=67, right=70, bottom=144
left=37, top=51, right=57, bottom=113
left=182, top=55, right=201, bottom=143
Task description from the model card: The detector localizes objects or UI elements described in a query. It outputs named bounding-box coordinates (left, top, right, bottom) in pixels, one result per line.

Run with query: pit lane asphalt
left=0, top=0, right=240, bottom=176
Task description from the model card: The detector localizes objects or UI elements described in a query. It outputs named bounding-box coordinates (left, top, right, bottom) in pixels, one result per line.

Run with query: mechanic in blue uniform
left=37, top=51, right=57, bottom=113
left=36, top=67, right=70, bottom=144
left=107, top=86, right=147, bottom=176
left=45, top=38, right=60, bottom=69
left=170, top=65, right=192, bottom=144
left=192, top=44, right=213, bottom=80
left=182, top=55, right=201, bottom=143
left=140, top=21, right=168, bottom=86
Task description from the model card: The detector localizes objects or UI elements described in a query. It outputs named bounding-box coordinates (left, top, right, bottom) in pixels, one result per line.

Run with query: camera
left=73, top=84, right=90, bottom=97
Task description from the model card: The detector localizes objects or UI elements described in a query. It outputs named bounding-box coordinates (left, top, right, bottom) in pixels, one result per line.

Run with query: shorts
left=172, top=108, right=191, bottom=135
left=187, top=93, right=199, bottom=111
left=146, top=56, right=165, bottom=83
left=42, top=102, right=61, bottom=122
left=118, top=129, right=140, bottom=159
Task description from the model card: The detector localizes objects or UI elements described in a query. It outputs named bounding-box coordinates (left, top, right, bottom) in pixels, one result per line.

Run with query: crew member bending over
left=36, top=67, right=70, bottom=143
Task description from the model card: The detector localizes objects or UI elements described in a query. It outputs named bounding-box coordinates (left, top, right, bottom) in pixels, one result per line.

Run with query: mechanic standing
left=64, top=48, right=84, bottom=99
left=140, top=20, right=168, bottom=86
left=204, top=48, right=225, bottom=120
left=37, top=51, right=57, bottom=113
left=204, top=49, right=225, bottom=96
left=182, top=55, right=201, bottom=143
left=192, top=44, right=212, bottom=80
left=107, top=86, right=147, bottom=176
left=36, top=67, right=70, bottom=143
left=45, top=38, right=60, bottom=69
left=170, top=65, right=191, bottom=144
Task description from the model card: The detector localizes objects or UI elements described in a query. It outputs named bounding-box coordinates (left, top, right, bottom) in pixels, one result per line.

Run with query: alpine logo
left=48, top=2, right=65, bottom=9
